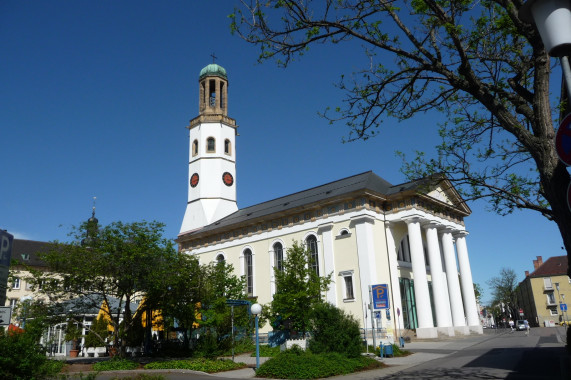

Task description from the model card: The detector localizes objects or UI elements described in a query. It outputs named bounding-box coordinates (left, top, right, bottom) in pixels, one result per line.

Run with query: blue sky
left=1, top=1, right=565, bottom=305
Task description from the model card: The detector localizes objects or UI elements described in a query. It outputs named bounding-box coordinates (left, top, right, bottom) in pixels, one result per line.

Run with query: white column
left=440, top=228, right=469, bottom=335
left=404, top=217, right=437, bottom=338
left=455, top=231, right=483, bottom=334
left=351, top=215, right=378, bottom=310
left=423, top=222, right=454, bottom=336
left=385, top=222, right=404, bottom=339
left=318, top=223, right=337, bottom=306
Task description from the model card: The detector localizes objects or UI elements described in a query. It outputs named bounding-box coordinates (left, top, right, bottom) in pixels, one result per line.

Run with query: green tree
left=473, top=283, right=484, bottom=304
left=231, top=0, right=571, bottom=276
left=308, top=302, right=362, bottom=358
left=487, top=267, right=519, bottom=320
left=35, top=220, right=177, bottom=357
left=269, top=241, right=332, bottom=337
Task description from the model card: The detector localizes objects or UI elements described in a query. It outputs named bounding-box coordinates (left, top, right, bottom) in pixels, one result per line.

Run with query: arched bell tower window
left=224, top=139, right=231, bottom=155
left=306, top=235, right=319, bottom=276
left=206, top=137, right=216, bottom=153
left=192, top=139, right=199, bottom=156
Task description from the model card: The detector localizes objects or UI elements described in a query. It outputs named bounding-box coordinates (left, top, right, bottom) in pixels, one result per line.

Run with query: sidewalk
left=71, top=330, right=511, bottom=379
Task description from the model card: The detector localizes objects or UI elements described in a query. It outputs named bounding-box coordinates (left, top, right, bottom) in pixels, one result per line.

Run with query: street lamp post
left=251, top=303, right=262, bottom=370
left=519, top=0, right=571, bottom=96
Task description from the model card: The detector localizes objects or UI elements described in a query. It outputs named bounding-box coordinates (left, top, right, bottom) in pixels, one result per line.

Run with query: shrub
left=92, top=358, right=139, bottom=371
left=307, top=302, right=362, bottom=358
left=256, top=347, right=383, bottom=379
left=0, top=324, right=64, bottom=380
left=144, top=358, right=246, bottom=372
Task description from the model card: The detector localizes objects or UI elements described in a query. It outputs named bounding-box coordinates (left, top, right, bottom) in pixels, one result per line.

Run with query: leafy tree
left=231, top=0, right=571, bottom=275
left=487, top=267, right=519, bottom=320
left=34, top=220, right=177, bottom=357
left=473, top=283, right=483, bottom=304
left=268, top=241, right=332, bottom=337
left=308, top=302, right=362, bottom=358
left=84, top=315, right=111, bottom=348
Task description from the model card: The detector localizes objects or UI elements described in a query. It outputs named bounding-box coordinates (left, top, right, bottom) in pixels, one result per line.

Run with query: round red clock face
left=190, top=173, right=199, bottom=188
left=222, top=172, right=234, bottom=186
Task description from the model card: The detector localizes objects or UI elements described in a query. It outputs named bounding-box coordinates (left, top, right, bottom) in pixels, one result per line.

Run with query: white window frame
left=12, top=278, right=20, bottom=289
left=339, top=270, right=355, bottom=302
left=549, top=308, right=559, bottom=316
left=547, top=292, right=557, bottom=305
left=544, top=277, right=553, bottom=290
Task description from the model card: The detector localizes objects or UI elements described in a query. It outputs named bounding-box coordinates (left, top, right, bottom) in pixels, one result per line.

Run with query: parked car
left=516, top=320, right=526, bottom=331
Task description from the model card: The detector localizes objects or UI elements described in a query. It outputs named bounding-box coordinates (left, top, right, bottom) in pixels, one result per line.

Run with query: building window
left=399, top=278, right=418, bottom=329
left=9, top=299, right=17, bottom=309
left=224, top=139, right=231, bottom=155
left=306, top=235, right=319, bottom=276
left=273, top=242, right=284, bottom=272
left=192, top=139, right=199, bottom=156
left=216, top=254, right=225, bottom=263
left=26, top=281, right=33, bottom=291
left=543, top=277, right=553, bottom=290
left=549, top=308, right=559, bottom=316
left=397, top=236, right=411, bottom=262
left=339, top=271, right=355, bottom=301
left=344, top=276, right=354, bottom=300
left=12, top=278, right=20, bottom=289
left=206, top=137, right=215, bottom=153
left=244, top=249, right=253, bottom=296
left=547, top=292, right=556, bottom=305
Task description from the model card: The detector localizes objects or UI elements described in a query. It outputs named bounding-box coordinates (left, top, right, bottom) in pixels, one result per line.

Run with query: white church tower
left=180, top=63, right=238, bottom=234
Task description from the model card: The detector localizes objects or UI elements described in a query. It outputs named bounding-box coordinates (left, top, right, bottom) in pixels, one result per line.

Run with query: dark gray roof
left=189, top=171, right=395, bottom=235
left=12, top=239, right=51, bottom=267
left=52, top=294, right=139, bottom=316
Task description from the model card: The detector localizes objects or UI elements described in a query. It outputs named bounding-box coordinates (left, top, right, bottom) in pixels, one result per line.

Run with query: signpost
left=0, top=306, right=12, bottom=327
left=555, top=113, right=571, bottom=212
left=0, top=230, right=14, bottom=306
left=555, top=113, right=571, bottom=166
left=371, top=284, right=389, bottom=310
left=561, top=303, right=568, bottom=312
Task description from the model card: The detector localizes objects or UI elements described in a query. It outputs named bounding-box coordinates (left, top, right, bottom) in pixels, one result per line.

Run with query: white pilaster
left=423, top=222, right=454, bottom=336
left=318, top=223, right=337, bottom=306
left=351, top=215, right=378, bottom=311
left=440, top=228, right=469, bottom=335
left=455, top=231, right=483, bottom=334
left=404, top=217, right=437, bottom=339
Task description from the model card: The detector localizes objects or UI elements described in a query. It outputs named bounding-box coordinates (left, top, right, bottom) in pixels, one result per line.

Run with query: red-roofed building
left=517, top=255, right=570, bottom=327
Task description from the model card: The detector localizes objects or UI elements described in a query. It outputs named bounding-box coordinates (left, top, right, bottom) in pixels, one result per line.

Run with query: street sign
left=561, top=303, right=568, bottom=312
left=0, top=231, right=14, bottom=306
left=371, top=284, right=389, bottom=310
left=555, top=113, right=571, bottom=166
left=0, top=306, right=12, bottom=327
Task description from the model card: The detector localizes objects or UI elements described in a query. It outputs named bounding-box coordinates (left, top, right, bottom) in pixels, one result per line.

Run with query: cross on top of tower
left=210, top=52, right=217, bottom=63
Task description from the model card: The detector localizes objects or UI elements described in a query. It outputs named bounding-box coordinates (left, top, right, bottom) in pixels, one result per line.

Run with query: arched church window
left=209, top=79, right=216, bottom=107
left=244, top=249, right=253, bottom=296
left=216, top=254, right=225, bottom=263
left=273, top=242, right=283, bottom=272
left=224, top=139, right=231, bottom=155
left=207, top=137, right=215, bottom=153
left=192, top=139, right=199, bottom=156
left=306, top=235, right=319, bottom=276
left=397, top=235, right=428, bottom=264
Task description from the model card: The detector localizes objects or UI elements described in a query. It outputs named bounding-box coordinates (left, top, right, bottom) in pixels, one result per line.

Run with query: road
left=380, top=327, right=569, bottom=379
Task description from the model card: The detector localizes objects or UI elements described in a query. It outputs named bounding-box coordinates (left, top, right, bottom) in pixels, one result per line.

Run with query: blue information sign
left=561, top=303, right=567, bottom=312
left=371, top=284, right=389, bottom=310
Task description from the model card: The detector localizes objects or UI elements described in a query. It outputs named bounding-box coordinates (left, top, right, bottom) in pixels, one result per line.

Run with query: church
left=176, top=63, right=483, bottom=340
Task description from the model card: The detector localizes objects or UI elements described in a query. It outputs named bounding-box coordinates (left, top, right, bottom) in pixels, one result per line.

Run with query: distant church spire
left=82, top=197, right=99, bottom=246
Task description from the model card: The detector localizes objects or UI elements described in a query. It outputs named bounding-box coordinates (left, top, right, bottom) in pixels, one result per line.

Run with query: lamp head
left=251, top=303, right=262, bottom=315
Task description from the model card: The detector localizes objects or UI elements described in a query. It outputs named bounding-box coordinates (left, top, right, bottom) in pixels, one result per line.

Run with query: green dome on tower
left=199, top=63, right=227, bottom=80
